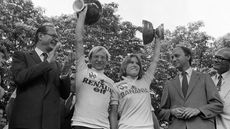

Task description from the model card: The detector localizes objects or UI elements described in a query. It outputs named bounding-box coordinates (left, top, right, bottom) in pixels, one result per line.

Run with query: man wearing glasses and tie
left=212, top=47, right=230, bottom=129
left=10, top=23, right=72, bottom=129
left=158, top=46, right=223, bottom=129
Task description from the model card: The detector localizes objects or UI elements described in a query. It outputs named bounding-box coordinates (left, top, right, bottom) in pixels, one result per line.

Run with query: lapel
left=173, top=75, right=184, bottom=99
left=30, top=50, right=42, bottom=63
left=220, top=78, right=230, bottom=99
left=185, top=71, right=199, bottom=99
left=30, top=50, right=49, bottom=83
left=43, top=62, right=59, bottom=97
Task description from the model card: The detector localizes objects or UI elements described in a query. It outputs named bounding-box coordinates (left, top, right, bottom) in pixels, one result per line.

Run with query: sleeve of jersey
left=110, top=83, right=119, bottom=105
left=142, top=73, right=153, bottom=87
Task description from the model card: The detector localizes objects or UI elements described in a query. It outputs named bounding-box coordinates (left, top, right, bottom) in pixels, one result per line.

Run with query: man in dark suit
left=0, top=45, right=7, bottom=99
left=158, top=46, right=223, bottom=129
left=9, top=24, right=71, bottom=129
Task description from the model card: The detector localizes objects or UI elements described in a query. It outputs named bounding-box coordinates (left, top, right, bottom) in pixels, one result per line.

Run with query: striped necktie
left=42, top=53, right=48, bottom=62
left=216, top=75, right=222, bottom=91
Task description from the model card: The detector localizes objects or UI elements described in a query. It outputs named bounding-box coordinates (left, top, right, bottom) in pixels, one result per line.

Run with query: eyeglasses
left=214, top=56, right=230, bottom=62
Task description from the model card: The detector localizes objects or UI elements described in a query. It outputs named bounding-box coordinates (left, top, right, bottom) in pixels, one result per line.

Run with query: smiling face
left=89, top=50, right=108, bottom=71
left=213, top=48, right=230, bottom=74
left=125, top=57, right=140, bottom=78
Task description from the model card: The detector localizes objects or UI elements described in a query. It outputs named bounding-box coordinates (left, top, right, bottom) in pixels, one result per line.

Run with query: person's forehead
left=92, top=50, right=107, bottom=56
left=173, top=47, right=184, bottom=54
left=46, top=26, right=57, bottom=34
left=130, top=56, right=138, bottom=61
left=216, top=49, right=230, bottom=58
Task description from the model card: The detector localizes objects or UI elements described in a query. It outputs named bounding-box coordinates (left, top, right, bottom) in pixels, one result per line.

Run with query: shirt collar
left=35, top=47, right=44, bottom=57
left=180, top=67, right=193, bottom=77
left=219, top=70, right=230, bottom=80
left=91, top=67, right=105, bottom=74
left=122, top=76, right=138, bottom=81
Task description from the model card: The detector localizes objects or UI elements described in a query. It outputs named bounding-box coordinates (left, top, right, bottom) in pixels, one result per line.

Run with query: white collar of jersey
left=122, top=76, right=138, bottom=82
left=91, top=67, right=105, bottom=74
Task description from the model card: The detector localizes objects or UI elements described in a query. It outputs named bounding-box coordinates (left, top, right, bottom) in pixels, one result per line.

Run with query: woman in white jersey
left=109, top=37, right=161, bottom=129
left=72, top=7, right=116, bottom=129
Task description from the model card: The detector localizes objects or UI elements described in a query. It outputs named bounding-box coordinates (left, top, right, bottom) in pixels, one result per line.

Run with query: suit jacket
left=158, top=70, right=223, bottom=129
left=9, top=51, right=70, bottom=129
left=212, top=72, right=230, bottom=129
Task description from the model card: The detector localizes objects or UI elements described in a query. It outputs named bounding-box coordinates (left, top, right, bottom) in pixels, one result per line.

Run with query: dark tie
left=42, top=53, right=48, bottom=62
left=216, top=75, right=222, bottom=91
left=182, top=71, right=188, bottom=97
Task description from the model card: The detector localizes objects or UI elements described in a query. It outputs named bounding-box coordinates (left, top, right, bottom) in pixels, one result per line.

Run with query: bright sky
left=32, top=0, right=230, bottom=39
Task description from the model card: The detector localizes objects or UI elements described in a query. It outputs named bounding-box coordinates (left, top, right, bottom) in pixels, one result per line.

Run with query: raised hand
left=47, top=42, right=61, bottom=63
left=61, top=52, right=75, bottom=76
left=75, top=6, right=87, bottom=40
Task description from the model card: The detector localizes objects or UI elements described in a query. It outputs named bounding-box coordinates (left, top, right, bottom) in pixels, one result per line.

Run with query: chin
left=94, top=66, right=104, bottom=71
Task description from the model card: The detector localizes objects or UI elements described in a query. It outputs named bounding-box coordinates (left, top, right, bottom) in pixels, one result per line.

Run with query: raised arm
left=144, top=37, right=161, bottom=81
left=75, top=6, right=87, bottom=63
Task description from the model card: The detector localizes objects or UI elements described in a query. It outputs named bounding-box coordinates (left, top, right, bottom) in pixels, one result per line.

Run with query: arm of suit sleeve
left=152, top=109, right=160, bottom=129
left=198, top=74, right=223, bottom=119
left=12, top=51, right=52, bottom=86
left=58, top=74, right=71, bottom=100
left=158, top=81, right=172, bottom=121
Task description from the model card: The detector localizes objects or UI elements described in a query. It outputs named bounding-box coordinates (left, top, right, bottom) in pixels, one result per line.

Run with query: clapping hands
left=47, top=42, right=62, bottom=63
left=61, top=52, right=75, bottom=76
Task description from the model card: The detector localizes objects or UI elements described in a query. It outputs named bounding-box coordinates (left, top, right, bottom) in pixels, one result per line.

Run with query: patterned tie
left=182, top=71, right=188, bottom=97
left=42, top=53, right=48, bottom=62
left=216, top=75, right=222, bottom=91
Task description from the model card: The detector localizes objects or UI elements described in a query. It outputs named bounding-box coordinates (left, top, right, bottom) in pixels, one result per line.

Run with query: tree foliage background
left=0, top=0, right=229, bottom=122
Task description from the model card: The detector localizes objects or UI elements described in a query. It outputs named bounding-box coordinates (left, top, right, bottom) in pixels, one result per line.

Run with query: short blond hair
left=88, top=46, right=111, bottom=61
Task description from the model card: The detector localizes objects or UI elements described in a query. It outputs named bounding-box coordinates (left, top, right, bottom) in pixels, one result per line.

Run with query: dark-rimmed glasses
left=214, top=55, right=230, bottom=62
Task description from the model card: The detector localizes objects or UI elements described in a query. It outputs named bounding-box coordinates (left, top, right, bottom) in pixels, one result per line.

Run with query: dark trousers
left=72, top=126, right=103, bottom=129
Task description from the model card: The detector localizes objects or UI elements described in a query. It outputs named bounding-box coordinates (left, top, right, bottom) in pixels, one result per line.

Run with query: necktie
left=216, top=75, right=222, bottom=91
left=42, top=53, right=48, bottom=62
left=182, top=71, right=188, bottom=97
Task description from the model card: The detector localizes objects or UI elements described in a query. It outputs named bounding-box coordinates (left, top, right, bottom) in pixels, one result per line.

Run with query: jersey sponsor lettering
left=117, top=83, right=149, bottom=98
left=82, top=77, right=112, bottom=94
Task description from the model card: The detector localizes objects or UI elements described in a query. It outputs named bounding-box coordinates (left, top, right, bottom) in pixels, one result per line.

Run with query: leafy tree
left=1, top=2, right=229, bottom=127
left=0, top=0, right=47, bottom=107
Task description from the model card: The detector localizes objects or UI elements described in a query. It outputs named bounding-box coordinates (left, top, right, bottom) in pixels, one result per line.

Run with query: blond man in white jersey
left=72, top=7, right=116, bottom=129
left=109, top=37, right=161, bottom=129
